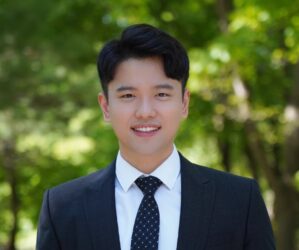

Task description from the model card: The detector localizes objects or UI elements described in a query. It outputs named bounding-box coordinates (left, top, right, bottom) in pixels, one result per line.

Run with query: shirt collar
left=116, top=146, right=181, bottom=192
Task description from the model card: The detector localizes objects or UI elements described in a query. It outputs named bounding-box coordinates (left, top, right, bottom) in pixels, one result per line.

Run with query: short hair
left=96, top=24, right=189, bottom=97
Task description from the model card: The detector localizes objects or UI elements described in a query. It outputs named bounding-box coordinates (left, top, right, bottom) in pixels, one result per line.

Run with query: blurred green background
left=1, top=0, right=299, bottom=249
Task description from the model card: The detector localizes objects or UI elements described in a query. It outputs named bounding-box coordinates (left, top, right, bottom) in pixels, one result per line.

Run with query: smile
left=131, top=125, right=161, bottom=137
left=133, top=127, right=160, bottom=132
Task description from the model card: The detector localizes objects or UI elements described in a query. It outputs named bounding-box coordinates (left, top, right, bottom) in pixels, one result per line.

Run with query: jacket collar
left=177, top=153, right=215, bottom=250
left=84, top=160, right=121, bottom=250
left=84, top=153, right=215, bottom=250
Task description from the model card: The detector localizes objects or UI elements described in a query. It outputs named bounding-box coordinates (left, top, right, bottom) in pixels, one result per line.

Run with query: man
left=36, top=24, right=275, bottom=250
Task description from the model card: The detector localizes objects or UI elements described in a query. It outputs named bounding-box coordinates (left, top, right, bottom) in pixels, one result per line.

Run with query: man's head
left=97, top=24, right=190, bottom=171
left=97, top=24, right=189, bottom=98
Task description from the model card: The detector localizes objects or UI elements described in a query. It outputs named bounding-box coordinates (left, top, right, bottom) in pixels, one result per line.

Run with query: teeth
left=134, top=127, right=158, bottom=132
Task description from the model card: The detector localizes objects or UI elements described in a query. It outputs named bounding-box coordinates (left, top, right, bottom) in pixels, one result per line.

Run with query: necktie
left=131, top=176, right=162, bottom=250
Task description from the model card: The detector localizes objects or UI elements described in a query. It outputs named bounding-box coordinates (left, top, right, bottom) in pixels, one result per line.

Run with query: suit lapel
left=177, top=154, right=215, bottom=250
left=82, top=155, right=215, bottom=250
left=84, top=161, right=121, bottom=250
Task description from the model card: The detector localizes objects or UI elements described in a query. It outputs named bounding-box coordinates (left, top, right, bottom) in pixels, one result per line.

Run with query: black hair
left=96, top=24, right=189, bottom=97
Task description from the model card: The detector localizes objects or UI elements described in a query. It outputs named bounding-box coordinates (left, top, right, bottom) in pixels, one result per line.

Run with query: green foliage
left=1, top=0, right=299, bottom=249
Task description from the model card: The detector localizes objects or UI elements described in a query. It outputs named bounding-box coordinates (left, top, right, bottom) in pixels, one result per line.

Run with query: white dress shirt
left=115, top=146, right=181, bottom=250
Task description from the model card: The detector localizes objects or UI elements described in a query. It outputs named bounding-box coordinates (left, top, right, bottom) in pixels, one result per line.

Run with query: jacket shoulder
left=181, top=154, right=256, bottom=194
left=47, top=162, right=115, bottom=204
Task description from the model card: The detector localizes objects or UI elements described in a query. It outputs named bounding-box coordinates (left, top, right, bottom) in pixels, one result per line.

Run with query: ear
left=98, top=93, right=110, bottom=122
left=182, top=89, right=190, bottom=118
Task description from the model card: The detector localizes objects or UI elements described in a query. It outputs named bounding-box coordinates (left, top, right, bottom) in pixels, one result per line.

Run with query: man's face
left=98, top=57, right=189, bottom=161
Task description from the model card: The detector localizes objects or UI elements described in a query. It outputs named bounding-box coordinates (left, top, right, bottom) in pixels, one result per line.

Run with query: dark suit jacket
left=36, top=154, right=275, bottom=250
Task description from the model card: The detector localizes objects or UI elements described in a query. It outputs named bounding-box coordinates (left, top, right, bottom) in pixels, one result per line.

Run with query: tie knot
left=135, top=176, right=162, bottom=195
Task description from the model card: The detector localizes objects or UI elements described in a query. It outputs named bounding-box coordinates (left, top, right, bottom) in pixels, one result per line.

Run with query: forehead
left=115, top=57, right=164, bottom=78
left=109, top=57, right=181, bottom=90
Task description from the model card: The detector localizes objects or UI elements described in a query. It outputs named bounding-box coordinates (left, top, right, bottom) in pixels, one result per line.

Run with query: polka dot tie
left=131, top=176, right=162, bottom=250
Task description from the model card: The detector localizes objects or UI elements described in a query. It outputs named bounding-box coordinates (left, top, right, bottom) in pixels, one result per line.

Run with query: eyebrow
left=154, top=84, right=174, bottom=90
left=115, top=83, right=175, bottom=92
left=116, top=86, right=137, bottom=92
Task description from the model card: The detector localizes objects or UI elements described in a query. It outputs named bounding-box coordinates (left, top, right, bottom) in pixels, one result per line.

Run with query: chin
left=132, top=144, right=172, bottom=157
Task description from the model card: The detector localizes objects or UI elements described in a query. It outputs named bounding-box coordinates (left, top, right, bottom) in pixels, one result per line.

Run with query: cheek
left=161, top=103, right=185, bottom=119
left=162, top=109, right=184, bottom=132
left=108, top=106, right=134, bottom=130
left=109, top=103, right=133, bottom=117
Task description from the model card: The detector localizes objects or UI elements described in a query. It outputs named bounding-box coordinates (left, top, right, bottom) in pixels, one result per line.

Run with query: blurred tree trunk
left=244, top=141, right=259, bottom=180
left=233, top=71, right=299, bottom=250
left=215, top=1, right=299, bottom=249
left=2, top=139, right=19, bottom=250
left=244, top=118, right=299, bottom=250
left=217, top=137, right=231, bottom=172
left=274, top=186, right=298, bottom=250
left=275, top=61, right=299, bottom=250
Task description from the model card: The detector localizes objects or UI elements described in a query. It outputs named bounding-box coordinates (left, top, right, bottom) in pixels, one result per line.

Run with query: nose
left=135, top=98, right=156, bottom=119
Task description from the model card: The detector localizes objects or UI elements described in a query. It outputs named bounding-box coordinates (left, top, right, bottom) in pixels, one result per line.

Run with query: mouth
left=131, top=125, right=161, bottom=137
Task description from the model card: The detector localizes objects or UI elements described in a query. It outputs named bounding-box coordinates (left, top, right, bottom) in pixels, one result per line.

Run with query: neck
left=120, top=147, right=174, bottom=174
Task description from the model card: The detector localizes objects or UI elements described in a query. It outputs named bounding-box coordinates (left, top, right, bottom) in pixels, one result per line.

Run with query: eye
left=156, top=93, right=170, bottom=98
left=120, top=93, right=135, bottom=99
